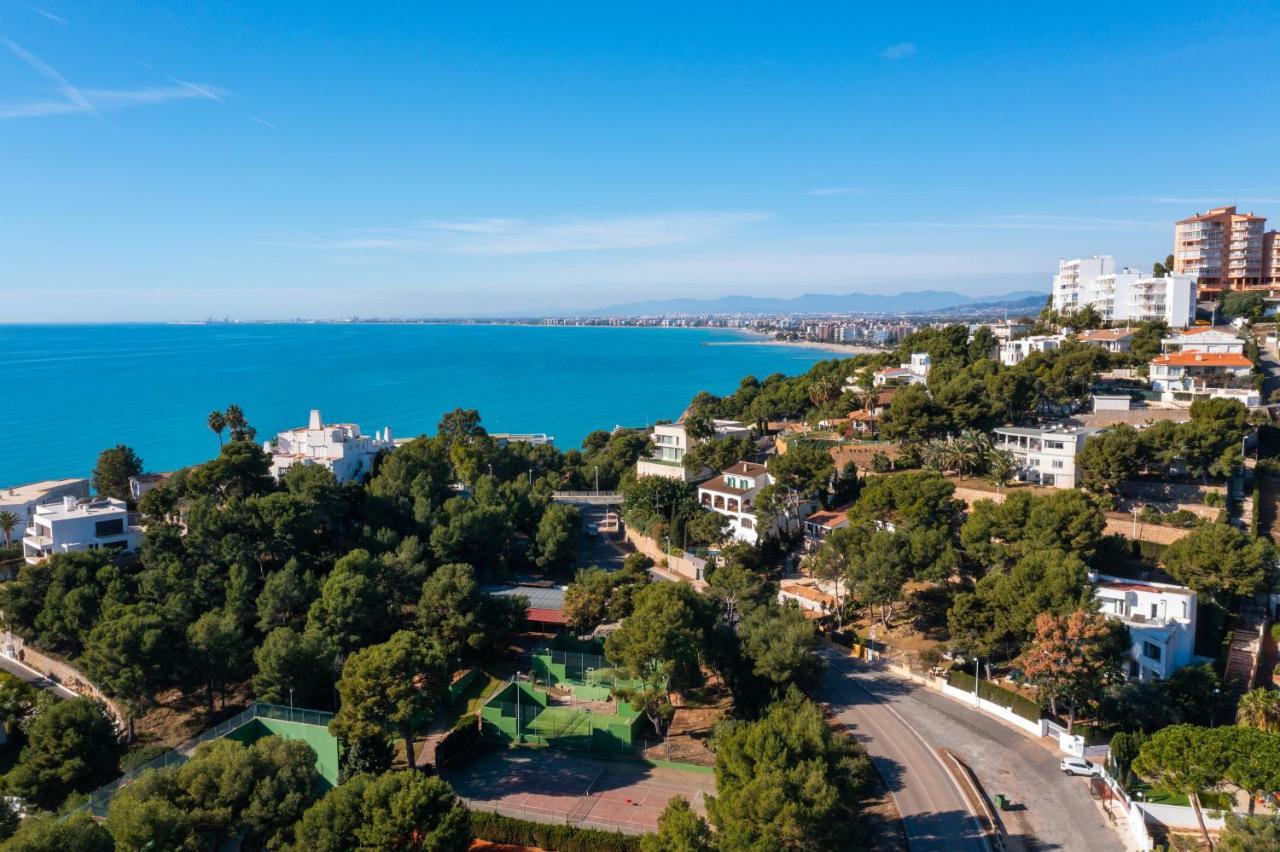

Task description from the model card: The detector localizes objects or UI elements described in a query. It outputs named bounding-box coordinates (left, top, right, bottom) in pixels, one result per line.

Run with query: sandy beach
left=710, top=329, right=880, bottom=356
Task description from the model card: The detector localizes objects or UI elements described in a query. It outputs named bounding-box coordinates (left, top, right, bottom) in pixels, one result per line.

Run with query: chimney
left=63, top=495, right=77, bottom=512
left=309, top=409, right=322, bottom=430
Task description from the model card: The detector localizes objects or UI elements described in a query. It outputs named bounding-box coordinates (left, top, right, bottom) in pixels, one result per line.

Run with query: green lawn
left=1129, top=781, right=1233, bottom=811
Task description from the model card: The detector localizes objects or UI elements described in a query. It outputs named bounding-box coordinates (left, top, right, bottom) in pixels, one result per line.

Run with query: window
left=1142, top=641, right=1162, bottom=662
left=740, top=518, right=753, bottom=530
left=95, top=518, right=125, bottom=538
left=1150, top=603, right=1159, bottom=619
left=1052, top=460, right=1064, bottom=469
left=1046, top=440, right=1064, bottom=450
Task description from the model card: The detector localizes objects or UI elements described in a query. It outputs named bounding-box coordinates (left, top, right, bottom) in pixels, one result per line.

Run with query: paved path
left=0, top=654, right=77, bottom=700
left=818, top=649, right=988, bottom=852
left=822, top=650, right=1123, bottom=852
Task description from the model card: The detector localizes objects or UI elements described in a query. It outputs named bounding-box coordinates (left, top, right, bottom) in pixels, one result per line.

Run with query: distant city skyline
left=3, top=3, right=1280, bottom=321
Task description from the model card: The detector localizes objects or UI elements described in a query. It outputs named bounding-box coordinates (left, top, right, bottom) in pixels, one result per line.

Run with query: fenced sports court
left=449, top=748, right=714, bottom=836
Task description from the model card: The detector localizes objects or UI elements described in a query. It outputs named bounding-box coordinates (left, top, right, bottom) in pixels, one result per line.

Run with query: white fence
left=938, top=682, right=1046, bottom=738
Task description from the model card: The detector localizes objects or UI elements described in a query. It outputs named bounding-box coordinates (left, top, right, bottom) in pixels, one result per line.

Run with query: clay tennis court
left=448, top=748, right=716, bottom=835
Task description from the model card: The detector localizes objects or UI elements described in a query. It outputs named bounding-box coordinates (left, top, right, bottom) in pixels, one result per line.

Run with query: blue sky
left=3, top=2, right=1280, bottom=321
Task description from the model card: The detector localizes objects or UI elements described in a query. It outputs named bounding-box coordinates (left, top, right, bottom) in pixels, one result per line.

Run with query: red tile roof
left=525, top=608, right=566, bottom=625
left=723, top=461, right=767, bottom=476
left=1151, top=352, right=1252, bottom=368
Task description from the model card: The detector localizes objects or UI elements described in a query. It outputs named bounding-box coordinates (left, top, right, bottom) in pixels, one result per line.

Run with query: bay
left=0, top=323, right=831, bottom=485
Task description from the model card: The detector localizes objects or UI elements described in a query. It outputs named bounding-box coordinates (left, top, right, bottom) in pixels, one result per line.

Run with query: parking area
left=447, top=748, right=715, bottom=835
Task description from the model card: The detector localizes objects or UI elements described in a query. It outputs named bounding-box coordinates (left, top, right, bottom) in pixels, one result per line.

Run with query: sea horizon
left=0, top=323, right=833, bottom=486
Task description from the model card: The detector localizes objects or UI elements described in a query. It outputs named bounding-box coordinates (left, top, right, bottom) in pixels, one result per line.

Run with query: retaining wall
left=623, top=529, right=707, bottom=589
left=1, top=631, right=124, bottom=726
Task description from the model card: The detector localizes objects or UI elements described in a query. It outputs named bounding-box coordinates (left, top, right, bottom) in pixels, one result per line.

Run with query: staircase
left=1223, top=596, right=1268, bottom=699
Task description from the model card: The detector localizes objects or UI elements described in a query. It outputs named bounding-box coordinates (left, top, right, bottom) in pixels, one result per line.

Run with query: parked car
left=1060, top=757, right=1101, bottom=777
left=586, top=523, right=599, bottom=537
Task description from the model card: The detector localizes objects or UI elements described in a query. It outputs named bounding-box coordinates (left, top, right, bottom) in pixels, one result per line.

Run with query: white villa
left=22, top=496, right=142, bottom=564
left=1091, top=572, right=1198, bottom=681
left=991, top=423, right=1101, bottom=489
left=697, top=462, right=774, bottom=544
left=802, top=505, right=850, bottom=552
left=1076, top=328, right=1135, bottom=353
left=872, top=353, right=930, bottom=387
left=267, top=409, right=395, bottom=483
left=0, top=479, right=91, bottom=543
left=999, top=335, right=1064, bottom=366
left=1159, top=327, right=1246, bottom=356
left=636, top=419, right=751, bottom=482
left=1148, top=352, right=1254, bottom=396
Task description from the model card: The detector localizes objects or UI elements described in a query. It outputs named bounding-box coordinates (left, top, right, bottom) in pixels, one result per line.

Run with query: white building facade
left=991, top=424, right=1101, bottom=488
left=22, top=496, right=142, bottom=564
left=1052, top=257, right=1196, bottom=328
left=1159, top=328, right=1246, bottom=355
left=999, top=335, right=1064, bottom=366
left=635, top=419, right=751, bottom=482
left=872, top=353, right=931, bottom=386
left=267, top=410, right=394, bottom=483
left=1092, top=572, right=1197, bottom=681
left=697, top=462, right=774, bottom=544
left=0, top=479, right=91, bottom=544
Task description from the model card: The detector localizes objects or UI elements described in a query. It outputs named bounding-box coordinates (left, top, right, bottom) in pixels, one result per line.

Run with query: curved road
left=819, top=648, right=988, bottom=852
left=821, top=649, right=1122, bottom=852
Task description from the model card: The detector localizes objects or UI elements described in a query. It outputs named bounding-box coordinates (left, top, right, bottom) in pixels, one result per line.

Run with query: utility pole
left=973, top=657, right=981, bottom=707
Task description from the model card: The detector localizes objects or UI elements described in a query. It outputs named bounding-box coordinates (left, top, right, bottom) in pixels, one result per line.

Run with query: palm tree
left=986, top=449, right=1016, bottom=496
left=954, top=430, right=993, bottom=477
left=0, top=511, right=20, bottom=547
left=1237, top=687, right=1280, bottom=733
left=207, top=410, right=227, bottom=447
left=808, top=376, right=842, bottom=408
left=223, top=404, right=255, bottom=442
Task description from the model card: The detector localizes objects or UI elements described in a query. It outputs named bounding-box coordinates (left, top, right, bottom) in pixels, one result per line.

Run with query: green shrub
left=1163, top=510, right=1201, bottom=529
left=468, top=811, right=640, bottom=852
left=1203, top=491, right=1224, bottom=508
left=947, top=669, right=1042, bottom=722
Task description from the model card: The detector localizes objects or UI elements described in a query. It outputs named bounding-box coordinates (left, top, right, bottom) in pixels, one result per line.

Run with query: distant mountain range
left=579, top=288, right=1049, bottom=317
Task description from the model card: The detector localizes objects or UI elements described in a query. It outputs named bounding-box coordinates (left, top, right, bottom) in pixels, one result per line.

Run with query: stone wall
left=623, top=528, right=708, bottom=590
left=1103, top=514, right=1192, bottom=545
left=2, top=631, right=125, bottom=726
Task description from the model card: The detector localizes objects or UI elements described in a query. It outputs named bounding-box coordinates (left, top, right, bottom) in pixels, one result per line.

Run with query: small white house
left=697, top=462, right=774, bottom=544
left=22, top=496, right=142, bottom=565
left=872, top=352, right=930, bottom=386
left=0, top=479, right=91, bottom=544
left=991, top=423, right=1101, bottom=489
left=999, top=335, right=1064, bottom=366
left=267, top=409, right=394, bottom=483
left=1091, top=572, right=1197, bottom=681
left=1159, top=328, right=1246, bottom=356
left=636, top=419, right=751, bottom=482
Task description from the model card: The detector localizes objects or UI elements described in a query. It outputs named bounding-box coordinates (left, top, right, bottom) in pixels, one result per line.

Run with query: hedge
left=435, top=715, right=480, bottom=768
left=947, top=669, right=1042, bottom=722
left=468, top=811, right=641, bottom=852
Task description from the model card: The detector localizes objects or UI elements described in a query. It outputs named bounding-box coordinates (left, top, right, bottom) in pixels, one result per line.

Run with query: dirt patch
left=132, top=682, right=255, bottom=750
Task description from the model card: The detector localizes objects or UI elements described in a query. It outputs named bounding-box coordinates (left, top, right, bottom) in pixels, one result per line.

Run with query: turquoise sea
left=0, top=324, right=831, bottom=485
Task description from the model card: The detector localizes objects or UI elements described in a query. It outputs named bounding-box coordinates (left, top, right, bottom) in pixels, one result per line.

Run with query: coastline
left=716, top=328, right=880, bottom=356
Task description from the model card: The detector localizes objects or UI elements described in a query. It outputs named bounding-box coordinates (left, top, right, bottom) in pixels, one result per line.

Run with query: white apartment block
left=999, top=335, right=1063, bottom=366
left=267, top=409, right=394, bottom=483
left=1159, top=327, right=1245, bottom=356
left=22, top=496, right=142, bottom=564
left=1091, top=572, right=1197, bottom=681
left=991, top=423, right=1101, bottom=489
left=636, top=419, right=751, bottom=482
left=697, top=462, right=774, bottom=545
left=872, top=353, right=930, bottom=386
left=1052, top=257, right=1196, bottom=328
left=0, top=479, right=91, bottom=543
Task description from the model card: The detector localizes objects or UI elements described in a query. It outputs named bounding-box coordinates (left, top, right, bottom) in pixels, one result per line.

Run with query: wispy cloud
left=1151, top=196, right=1280, bottom=206
left=879, top=42, right=917, bottom=60
left=0, top=37, right=224, bottom=120
left=859, top=213, right=1163, bottom=231
left=807, top=186, right=865, bottom=197
left=249, top=115, right=276, bottom=128
left=262, top=211, right=769, bottom=255
left=28, top=6, right=65, bottom=24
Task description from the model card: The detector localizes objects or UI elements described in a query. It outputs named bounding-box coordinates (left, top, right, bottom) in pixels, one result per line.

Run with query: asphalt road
left=818, top=648, right=989, bottom=852
left=0, top=653, right=77, bottom=700
left=575, top=504, right=626, bottom=572
left=822, top=650, right=1122, bottom=852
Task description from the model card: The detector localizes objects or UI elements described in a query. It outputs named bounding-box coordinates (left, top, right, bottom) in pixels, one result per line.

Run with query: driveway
left=823, top=651, right=1122, bottom=852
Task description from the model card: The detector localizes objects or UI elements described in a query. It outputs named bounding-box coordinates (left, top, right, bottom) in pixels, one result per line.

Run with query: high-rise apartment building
left=1051, top=257, right=1196, bottom=328
left=1173, top=205, right=1267, bottom=293
left=1265, top=230, right=1280, bottom=286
